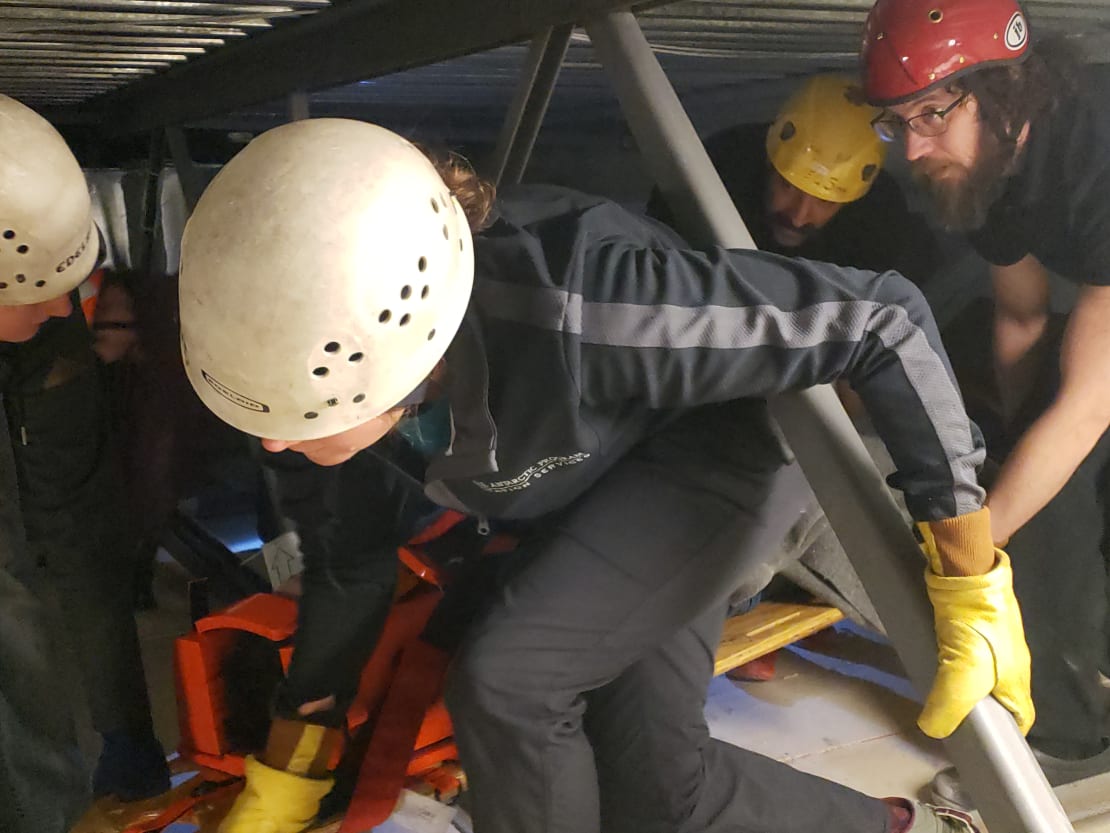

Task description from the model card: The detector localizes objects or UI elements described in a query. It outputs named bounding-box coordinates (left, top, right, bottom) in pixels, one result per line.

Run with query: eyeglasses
left=871, top=93, right=969, bottom=142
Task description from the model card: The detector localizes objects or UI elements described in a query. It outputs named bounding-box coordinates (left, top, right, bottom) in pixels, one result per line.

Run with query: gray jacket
left=269, top=185, right=984, bottom=715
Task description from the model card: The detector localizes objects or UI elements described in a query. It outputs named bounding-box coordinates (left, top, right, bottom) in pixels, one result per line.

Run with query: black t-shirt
left=968, top=92, right=1110, bottom=285
left=646, top=122, right=940, bottom=285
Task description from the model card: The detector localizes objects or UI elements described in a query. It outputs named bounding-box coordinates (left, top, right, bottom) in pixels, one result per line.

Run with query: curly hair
left=957, top=36, right=1084, bottom=143
left=418, top=146, right=497, bottom=233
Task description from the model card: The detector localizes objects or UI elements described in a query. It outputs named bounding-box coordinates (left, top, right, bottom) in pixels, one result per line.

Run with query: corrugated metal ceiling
left=3, top=1, right=1108, bottom=127
left=0, top=0, right=330, bottom=106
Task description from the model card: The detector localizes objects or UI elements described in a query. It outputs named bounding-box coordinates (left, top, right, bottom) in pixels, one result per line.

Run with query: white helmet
left=0, top=94, right=97, bottom=305
left=179, top=119, right=475, bottom=441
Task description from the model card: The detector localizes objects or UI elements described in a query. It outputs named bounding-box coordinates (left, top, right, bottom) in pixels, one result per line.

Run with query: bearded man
left=862, top=0, right=1110, bottom=808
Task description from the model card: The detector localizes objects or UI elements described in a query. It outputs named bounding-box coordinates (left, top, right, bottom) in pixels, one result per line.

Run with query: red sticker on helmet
left=1004, top=12, right=1027, bottom=51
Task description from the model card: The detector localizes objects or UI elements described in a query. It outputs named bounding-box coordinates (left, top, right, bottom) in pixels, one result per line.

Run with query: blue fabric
left=395, top=399, right=452, bottom=459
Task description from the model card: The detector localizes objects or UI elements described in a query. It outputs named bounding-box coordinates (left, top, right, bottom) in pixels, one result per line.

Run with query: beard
left=767, top=212, right=817, bottom=248
left=911, top=132, right=1019, bottom=232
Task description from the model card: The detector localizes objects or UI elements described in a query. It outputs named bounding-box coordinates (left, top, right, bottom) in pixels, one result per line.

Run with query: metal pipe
left=496, top=24, right=573, bottom=186
left=584, top=10, right=1073, bottom=832
left=135, top=126, right=165, bottom=275
left=585, top=15, right=754, bottom=249
left=488, top=29, right=550, bottom=186
left=165, top=126, right=204, bottom=214
left=287, top=88, right=309, bottom=121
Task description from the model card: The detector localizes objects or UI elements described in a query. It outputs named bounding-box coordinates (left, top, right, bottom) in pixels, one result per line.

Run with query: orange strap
left=78, top=268, right=104, bottom=327
left=406, top=509, right=468, bottom=546
left=400, top=511, right=519, bottom=586
left=338, top=639, right=451, bottom=833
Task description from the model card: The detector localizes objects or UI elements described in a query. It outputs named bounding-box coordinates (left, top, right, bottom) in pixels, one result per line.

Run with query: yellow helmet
left=765, top=74, right=886, bottom=204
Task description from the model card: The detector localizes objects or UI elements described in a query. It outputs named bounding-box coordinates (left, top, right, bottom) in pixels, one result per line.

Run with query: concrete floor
left=122, top=557, right=1110, bottom=833
left=706, top=626, right=1110, bottom=833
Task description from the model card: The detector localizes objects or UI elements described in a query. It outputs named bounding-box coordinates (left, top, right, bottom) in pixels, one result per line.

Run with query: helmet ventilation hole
left=418, top=256, right=427, bottom=272
left=354, top=393, right=366, bottom=403
left=379, top=309, right=392, bottom=323
left=16, top=245, right=28, bottom=254
left=401, top=285, right=412, bottom=300
left=349, top=352, right=364, bottom=363
left=431, top=198, right=440, bottom=214
left=15, top=274, right=25, bottom=283
left=780, top=121, right=796, bottom=141
left=324, top=341, right=341, bottom=353
left=459, top=238, right=464, bottom=252
left=327, top=398, right=339, bottom=407
left=862, top=164, right=877, bottom=181
left=0, top=283, right=7, bottom=289
left=312, top=367, right=329, bottom=377
left=399, top=313, right=411, bottom=327
left=2, top=230, right=14, bottom=240
left=427, top=329, right=436, bottom=341
left=304, top=411, right=319, bottom=419
left=34, top=280, right=45, bottom=287
left=929, top=8, right=943, bottom=22
left=442, top=224, right=449, bottom=240
left=421, top=285, right=430, bottom=299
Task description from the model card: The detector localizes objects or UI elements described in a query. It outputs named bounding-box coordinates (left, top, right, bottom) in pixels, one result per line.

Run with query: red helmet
left=861, top=0, right=1030, bottom=106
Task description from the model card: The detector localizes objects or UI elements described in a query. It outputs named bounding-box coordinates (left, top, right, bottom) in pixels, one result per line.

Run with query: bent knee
left=445, top=637, right=517, bottom=720
left=446, top=633, right=577, bottom=725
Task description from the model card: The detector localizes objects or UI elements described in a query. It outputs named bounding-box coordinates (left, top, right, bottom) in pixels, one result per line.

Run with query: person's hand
left=917, top=549, right=1034, bottom=738
left=217, top=755, right=333, bottom=833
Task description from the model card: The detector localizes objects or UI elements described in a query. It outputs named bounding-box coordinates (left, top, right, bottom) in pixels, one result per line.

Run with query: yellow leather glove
left=217, top=755, right=334, bottom=833
left=916, top=534, right=1035, bottom=738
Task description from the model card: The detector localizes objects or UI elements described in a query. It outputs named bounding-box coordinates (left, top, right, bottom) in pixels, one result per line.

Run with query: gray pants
left=444, top=405, right=892, bottom=833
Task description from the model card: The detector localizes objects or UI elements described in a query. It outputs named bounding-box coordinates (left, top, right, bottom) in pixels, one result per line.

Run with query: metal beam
left=135, top=128, right=166, bottom=275
left=75, top=0, right=665, bottom=136
left=585, top=10, right=1075, bottom=833
left=165, top=126, right=204, bottom=214
left=487, top=25, right=572, bottom=186
left=0, top=36, right=220, bottom=48
left=286, top=88, right=309, bottom=121
left=0, top=42, right=205, bottom=55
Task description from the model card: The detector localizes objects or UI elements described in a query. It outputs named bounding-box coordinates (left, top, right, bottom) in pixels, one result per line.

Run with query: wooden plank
left=713, top=601, right=844, bottom=677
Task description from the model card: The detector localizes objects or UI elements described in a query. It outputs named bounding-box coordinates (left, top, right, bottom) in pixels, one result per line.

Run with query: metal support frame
left=287, top=89, right=310, bottom=122
left=77, top=0, right=666, bottom=136
left=165, top=126, right=204, bottom=214
left=584, top=11, right=1073, bottom=833
left=487, top=24, right=573, bottom=186
left=135, top=127, right=165, bottom=275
